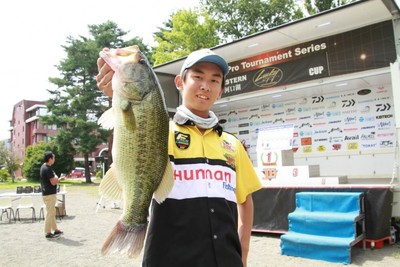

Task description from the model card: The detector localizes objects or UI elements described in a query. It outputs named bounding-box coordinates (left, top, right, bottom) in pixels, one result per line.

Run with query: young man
left=40, top=151, right=64, bottom=239
left=96, top=48, right=262, bottom=267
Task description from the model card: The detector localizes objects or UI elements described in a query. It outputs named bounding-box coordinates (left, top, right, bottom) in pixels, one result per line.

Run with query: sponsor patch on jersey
left=175, top=131, right=190, bottom=149
left=221, top=140, right=236, bottom=153
left=224, top=153, right=236, bottom=169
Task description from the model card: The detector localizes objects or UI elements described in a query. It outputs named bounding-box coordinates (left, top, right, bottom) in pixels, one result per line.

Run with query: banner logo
left=253, top=67, right=283, bottom=88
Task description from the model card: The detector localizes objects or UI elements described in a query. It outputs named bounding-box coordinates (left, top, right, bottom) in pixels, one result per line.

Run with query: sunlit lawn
left=0, top=177, right=101, bottom=191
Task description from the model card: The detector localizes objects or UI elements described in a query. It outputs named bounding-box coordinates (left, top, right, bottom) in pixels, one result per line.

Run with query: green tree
left=42, top=35, right=107, bottom=183
left=89, top=21, right=153, bottom=64
left=41, top=21, right=149, bottom=183
left=0, top=169, right=10, bottom=182
left=303, top=0, right=357, bottom=16
left=152, top=8, right=220, bottom=65
left=0, top=141, right=19, bottom=183
left=200, top=0, right=304, bottom=42
left=22, top=141, right=74, bottom=182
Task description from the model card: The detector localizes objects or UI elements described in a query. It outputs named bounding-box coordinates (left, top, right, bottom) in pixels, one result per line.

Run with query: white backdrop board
left=216, top=84, right=396, bottom=178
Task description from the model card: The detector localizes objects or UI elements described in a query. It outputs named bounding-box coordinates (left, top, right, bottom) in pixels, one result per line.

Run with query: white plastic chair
left=38, top=203, right=46, bottom=222
left=15, top=196, right=36, bottom=222
left=39, top=202, right=64, bottom=222
left=0, top=197, right=15, bottom=223
left=55, top=202, right=65, bottom=220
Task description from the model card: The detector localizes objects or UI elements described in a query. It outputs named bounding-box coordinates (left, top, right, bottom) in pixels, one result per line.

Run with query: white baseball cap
left=180, top=49, right=229, bottom=77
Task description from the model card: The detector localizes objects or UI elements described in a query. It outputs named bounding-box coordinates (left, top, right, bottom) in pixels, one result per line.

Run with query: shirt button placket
left=210, top=208, right=217, bottom=240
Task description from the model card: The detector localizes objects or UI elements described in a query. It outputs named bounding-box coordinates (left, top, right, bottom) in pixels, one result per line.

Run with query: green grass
left=0, top=178, right=101, bottom=191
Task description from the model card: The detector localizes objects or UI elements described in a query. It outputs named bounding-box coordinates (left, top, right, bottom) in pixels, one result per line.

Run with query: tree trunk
left=84, top=153, right=92, bottom=183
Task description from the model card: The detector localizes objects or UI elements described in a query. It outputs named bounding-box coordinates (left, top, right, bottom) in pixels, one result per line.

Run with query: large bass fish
left=98, top=45, right=173, bottom=258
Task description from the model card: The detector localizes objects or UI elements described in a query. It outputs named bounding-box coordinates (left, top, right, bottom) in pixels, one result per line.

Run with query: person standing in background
left=40, top=151, right=64, bottom=239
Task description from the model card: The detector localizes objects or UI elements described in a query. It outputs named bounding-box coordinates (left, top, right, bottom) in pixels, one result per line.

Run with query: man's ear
left=174, top=75, right=183, bottom=92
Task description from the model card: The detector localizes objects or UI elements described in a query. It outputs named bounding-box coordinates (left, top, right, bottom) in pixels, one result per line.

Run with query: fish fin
left=121, top=101, right=136, bottom=131
left=153, top=157, right=174, bottom=204
left=101, top=220, right=147, bottom=258
left=98, top=107, right=116, bottom=130
left=99, top=165, right=123, bottom=201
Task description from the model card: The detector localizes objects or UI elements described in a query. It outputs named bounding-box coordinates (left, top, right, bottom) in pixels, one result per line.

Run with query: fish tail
left=101, top=220, right=147, bottom=258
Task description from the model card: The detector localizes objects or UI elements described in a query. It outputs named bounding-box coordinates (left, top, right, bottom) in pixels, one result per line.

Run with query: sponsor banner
left=222, top=21, right=395, bottom=99
left=224, top=52, right=328, bottom=97
left=217, top=85, right=396, bottom=165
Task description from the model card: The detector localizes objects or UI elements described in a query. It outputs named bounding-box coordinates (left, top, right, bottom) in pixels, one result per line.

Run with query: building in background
left=9, top=99, right=106, bottom=177
left=10, top=100, right=52, bottom=162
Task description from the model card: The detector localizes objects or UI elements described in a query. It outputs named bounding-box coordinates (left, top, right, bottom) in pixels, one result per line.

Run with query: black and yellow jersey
left=168, top=120, right=261, bottom=204
left=142, top=121, right=262, bottom=267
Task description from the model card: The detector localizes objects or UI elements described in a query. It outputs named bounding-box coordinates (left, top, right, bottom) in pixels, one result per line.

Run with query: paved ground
left=0, top=185, right=399, bottom=266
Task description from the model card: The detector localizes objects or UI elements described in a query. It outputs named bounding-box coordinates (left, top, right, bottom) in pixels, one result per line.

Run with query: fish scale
left=98, top=45, right=174, bottom=258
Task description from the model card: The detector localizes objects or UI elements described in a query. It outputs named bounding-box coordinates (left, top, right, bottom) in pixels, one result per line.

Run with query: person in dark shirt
left=40, top=151, right=64, bottom=239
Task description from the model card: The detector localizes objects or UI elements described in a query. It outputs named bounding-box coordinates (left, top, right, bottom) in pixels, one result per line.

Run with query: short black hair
left=44, top=151, right=54, bottom=163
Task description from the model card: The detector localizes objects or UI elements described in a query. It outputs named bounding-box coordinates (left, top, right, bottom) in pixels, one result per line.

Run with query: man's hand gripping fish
left=98, top=45, right=173, bottom=258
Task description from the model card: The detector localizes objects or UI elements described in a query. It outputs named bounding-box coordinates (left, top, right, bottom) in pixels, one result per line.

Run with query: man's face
left=50, top=155, right=55, bottom=165
left=175, top=61, right=224, bottom=118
